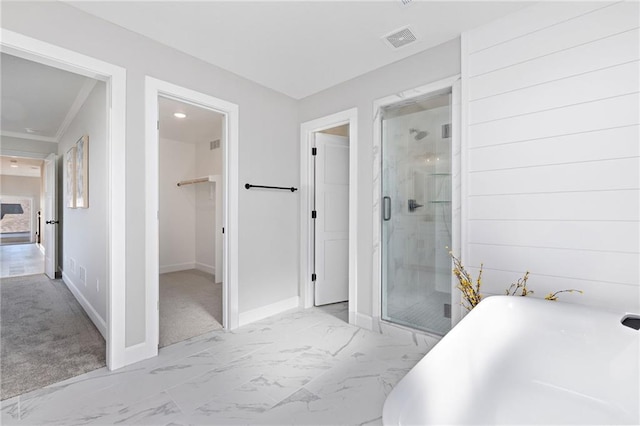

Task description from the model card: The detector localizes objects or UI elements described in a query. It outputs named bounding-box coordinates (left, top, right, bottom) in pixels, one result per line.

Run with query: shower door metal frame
left=372, top=75, right=463, bottom=334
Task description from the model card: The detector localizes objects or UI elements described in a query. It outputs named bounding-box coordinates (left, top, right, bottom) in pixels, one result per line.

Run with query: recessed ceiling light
left=25, top=128, right=39, bottom=133
left=10, top=164, right=18, bottom=168
left=174, top=112, right=187, bottom=119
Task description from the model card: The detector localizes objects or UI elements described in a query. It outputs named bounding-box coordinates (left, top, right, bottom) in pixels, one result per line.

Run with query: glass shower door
left=381, top=90, right=453, bottom=335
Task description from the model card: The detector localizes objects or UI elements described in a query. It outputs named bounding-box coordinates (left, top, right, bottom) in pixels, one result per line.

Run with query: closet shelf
left=177, top=175, right=215, bottom=187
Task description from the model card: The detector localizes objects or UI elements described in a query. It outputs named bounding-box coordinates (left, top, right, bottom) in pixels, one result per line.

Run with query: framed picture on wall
left=75, top=135, right=89, bottom=208
left=65, top=146, right=76, bottom=208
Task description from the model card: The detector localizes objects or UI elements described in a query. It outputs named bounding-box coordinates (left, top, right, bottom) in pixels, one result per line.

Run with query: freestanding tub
left=383, top=296, right=640, bottom=425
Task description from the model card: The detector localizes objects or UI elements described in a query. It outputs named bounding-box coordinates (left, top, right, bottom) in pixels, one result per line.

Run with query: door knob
left=45, top=220, right=59, bottom=225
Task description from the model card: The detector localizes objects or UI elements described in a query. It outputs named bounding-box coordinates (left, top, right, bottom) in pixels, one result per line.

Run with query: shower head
left=409, top=128, right=428, bottom=141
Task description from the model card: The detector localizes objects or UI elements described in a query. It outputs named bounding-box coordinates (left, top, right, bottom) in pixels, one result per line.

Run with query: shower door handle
left=383, top=196, right=391, bottom=221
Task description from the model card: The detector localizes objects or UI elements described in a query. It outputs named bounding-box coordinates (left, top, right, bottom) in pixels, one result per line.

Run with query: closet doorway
left=156, top=96, right=225, bottom=347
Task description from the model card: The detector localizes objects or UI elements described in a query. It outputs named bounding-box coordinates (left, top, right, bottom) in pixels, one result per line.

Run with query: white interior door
left=43, top=153, right=58, bottom=279
left=314, top=133, right=349, bottom=306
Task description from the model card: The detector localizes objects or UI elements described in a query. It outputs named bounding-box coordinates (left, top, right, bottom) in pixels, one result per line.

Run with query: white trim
left=239, top=296, right=300, bottom=327
left=1, top=29, right=127, bottom=370
left=378, top=319, right=443, bottom=343
left=195, top=262, right=215, bottom=275
left=145, top=77, right=240, bottom=360
left=372, top=75, right=461, bottom=332
left=459, top=33, right=471, bottom=325
left=299, top=108, right=358, bottom=322
left=62, top=271, right=107, bottom=339
left=122, top=341, right=157, bottom=367
left=351, top=312, right=374, bottom=331
left=0, top=130, right=57, bottom=143
left=0, top=149, right=52, bottom=159
left=159, top=262, right=196, bottom=274
left=55, top=78, right=98, bottom=142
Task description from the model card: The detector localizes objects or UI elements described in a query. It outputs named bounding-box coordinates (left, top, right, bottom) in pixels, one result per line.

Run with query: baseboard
left=195, top=262, right=215, bottom=275
left=61, top=271, right=107, bottom=339
left=351, top=312, right=374, bottom=331
left=159, top=262, right=195, bottom=274
left=121, top=341, right=157, bottom=369
left=239, top=296, right=299, bottom=327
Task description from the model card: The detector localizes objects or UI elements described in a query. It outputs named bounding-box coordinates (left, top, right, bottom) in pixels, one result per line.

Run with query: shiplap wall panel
left=468, top=2, right=639, bottom=77
left=468, top=244, right=638, bottom=285
left=469, top=221, right=639, bottom=253
left=469, top=158, right=639, bottom=196
left=463, top=2, right=640, bottom=312
left=464, top=268, right=639, bottom=314
left=468, top=190, right=638, bottom=223
left=469, top=61, right=639, bottom=124
left=469, top=29, right=640, bottom=101
left=469, top=93, right=639, bottom=148
left=467, top=2, right=612, bottom=53
left=469, top=126, right=639, bottom=171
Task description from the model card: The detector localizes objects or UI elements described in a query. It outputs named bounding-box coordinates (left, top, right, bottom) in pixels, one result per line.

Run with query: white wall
left=299, top=38, right=461, bottom=318
left=159, top=138, right=196, bottom=273
left=2, top=1, right=299, bottom=346
left=195, top=139, right=222, bottom=277
left=58, top=81, right=108, bottom=335
left=462, top=2, right=640, bottom=313
left=0, top=175, right=41, bottom=242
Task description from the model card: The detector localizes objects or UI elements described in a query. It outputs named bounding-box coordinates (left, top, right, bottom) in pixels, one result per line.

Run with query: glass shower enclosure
left=381, top=89, right=453, bottom=335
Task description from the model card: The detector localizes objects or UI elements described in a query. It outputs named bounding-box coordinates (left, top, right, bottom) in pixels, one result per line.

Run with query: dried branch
left=544, top=289, right=583, bottom=301
left=449, top=250, right=483, bottom=311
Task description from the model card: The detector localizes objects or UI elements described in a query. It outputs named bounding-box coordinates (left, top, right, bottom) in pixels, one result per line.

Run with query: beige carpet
left=1, top=274, right=106, bottom=400
left=159, top=269, right=222, bottom=348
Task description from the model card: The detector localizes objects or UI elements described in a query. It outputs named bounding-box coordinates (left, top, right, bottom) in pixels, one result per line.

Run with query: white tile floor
left=0, top=303, right=439, bottom=425
left=0, top=243, right=44, bottom=278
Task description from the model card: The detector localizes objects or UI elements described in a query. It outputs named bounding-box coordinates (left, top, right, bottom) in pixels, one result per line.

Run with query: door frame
left=43, top=153, right=56, bottom=279
left=144, top=77, right=240, bottom=354
left=372, top=75, right=463, bottom=330
left=0, top=29, right=128, bottom=369
left=299, top=108, right=358, bottom=321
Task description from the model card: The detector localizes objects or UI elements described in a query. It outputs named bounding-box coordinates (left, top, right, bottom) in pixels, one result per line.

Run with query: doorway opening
left=145, top=76, right=240, bottom=356
left=311, top=125, right=350, bottom=308
left=380, top=89, right=453, bottom=335
left=0, top=155, right=45, bottom=278
left=299, top=108, right=358, bottom=324
left=372, top=76, right=462, bottom=335
left=156, top=96, right=224, bottom=347
left=1, top=29, right=126, bottom=370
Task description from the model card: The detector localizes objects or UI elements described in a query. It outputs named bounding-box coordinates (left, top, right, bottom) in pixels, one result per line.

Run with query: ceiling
left=0, top=53, right=96, bottom=143
left=0, top=156, right=43, bottom=177
left=67, top=1, right=533, bottom=99
left=159, top=96, right=224, bottom=144
left=0, top=52, right=221, bottom=149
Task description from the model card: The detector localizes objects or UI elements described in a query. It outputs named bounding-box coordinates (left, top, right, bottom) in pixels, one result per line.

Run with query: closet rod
left=245, top=183, right=298, bottom=192
left=177, top=177, right=210, bottom=187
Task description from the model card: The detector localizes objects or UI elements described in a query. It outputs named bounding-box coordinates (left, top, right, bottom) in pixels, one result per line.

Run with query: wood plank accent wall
left=461, top=1, right=640, bottom=312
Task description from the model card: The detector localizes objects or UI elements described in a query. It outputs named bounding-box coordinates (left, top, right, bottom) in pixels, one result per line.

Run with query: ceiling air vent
left=383, top=26, right=417, bottom=49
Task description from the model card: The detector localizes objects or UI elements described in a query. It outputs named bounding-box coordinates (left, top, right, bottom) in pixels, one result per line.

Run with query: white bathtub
left=383, top=296, right=640, bottom=425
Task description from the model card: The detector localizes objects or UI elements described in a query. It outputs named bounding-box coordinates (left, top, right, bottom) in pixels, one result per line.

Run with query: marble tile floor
left=1, top=302, right=440, bottom=425
left=0, top=243, right=44, bottom=278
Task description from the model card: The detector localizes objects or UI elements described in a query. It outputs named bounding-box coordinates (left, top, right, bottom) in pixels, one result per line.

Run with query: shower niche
left=381, top=89, right=453, bottom=335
